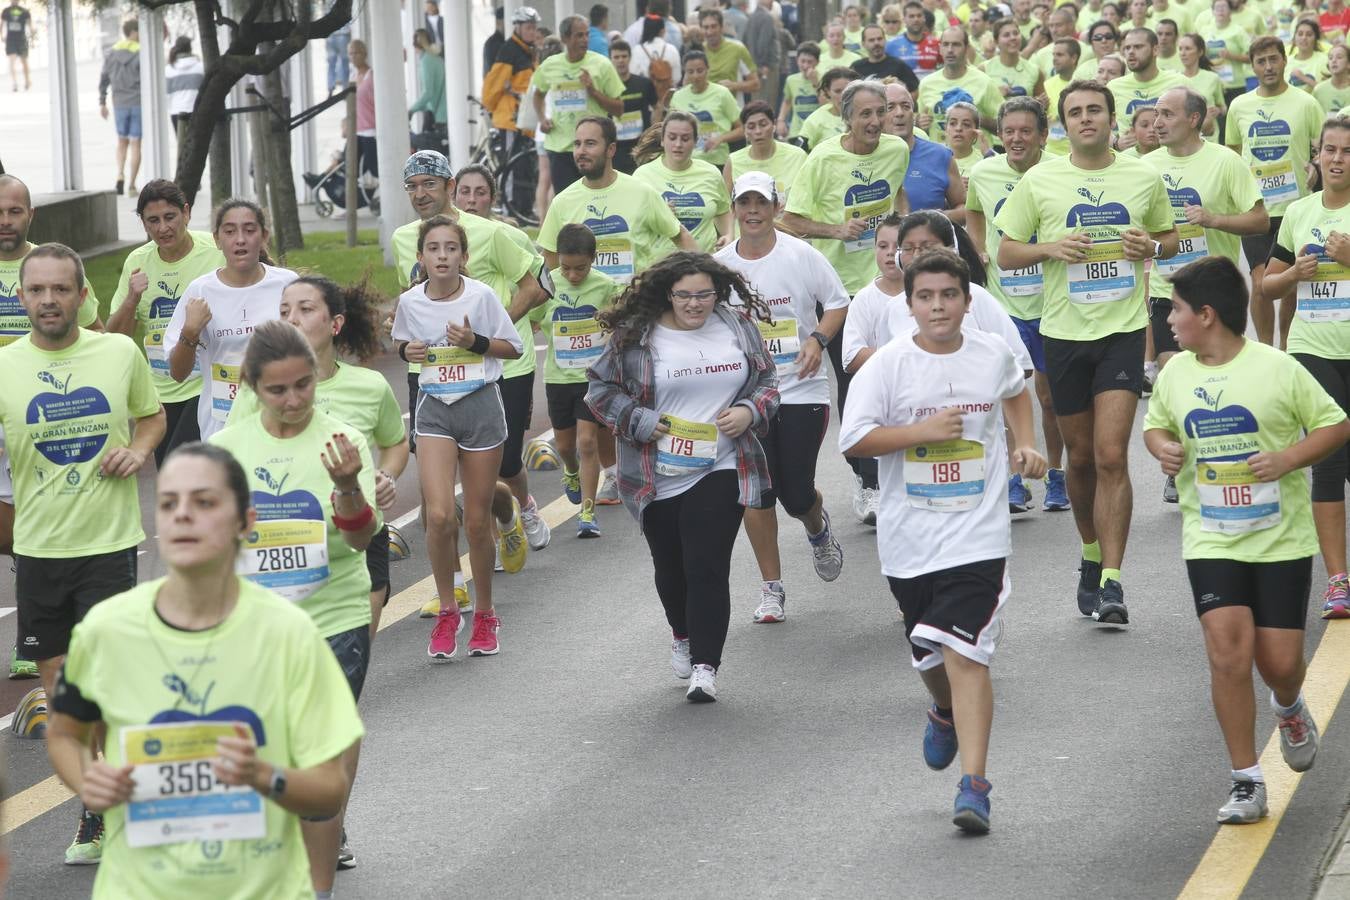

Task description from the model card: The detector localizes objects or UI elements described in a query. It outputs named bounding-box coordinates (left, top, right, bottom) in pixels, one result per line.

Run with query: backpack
left=643, top=39, right=674, bottom=96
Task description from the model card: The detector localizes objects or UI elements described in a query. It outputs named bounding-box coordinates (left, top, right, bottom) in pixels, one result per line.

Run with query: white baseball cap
left=731, top=171, right=776, bottom=202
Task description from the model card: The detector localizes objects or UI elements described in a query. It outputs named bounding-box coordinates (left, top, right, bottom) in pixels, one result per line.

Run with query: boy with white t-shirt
left=838, top=249, right=1046, bottom=834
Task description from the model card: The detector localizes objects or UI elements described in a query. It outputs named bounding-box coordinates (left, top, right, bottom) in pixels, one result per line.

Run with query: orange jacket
left=482, top=34, right=534, bottom=131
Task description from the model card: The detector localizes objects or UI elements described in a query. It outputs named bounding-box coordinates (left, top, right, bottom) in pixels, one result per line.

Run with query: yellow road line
left=1177, top=623, right=1350, bottom=900
left=0, top=494, right=585, bottom=838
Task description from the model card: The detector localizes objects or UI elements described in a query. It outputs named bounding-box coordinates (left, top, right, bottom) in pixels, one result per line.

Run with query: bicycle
left=466, top=96, right=540, bottom=227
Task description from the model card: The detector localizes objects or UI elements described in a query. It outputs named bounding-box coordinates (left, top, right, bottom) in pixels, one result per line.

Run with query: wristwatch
left=809, top=331, right=829, bottom=349
left=267, top=767, right=287, bottom=800
left=1151, top=239, right=1164, bottom=260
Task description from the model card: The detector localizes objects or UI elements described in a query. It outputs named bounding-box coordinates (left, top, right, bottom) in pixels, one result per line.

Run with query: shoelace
left=1229, top=780, right=1259, bottom=803
left=472, top=615, right=498, bottom=643
left=431, top=613, right=456, bottom=641
left=74, top=813, right=102, bottom=844
left=504, top=530, right=525, bottom=553
left=1326, top=580, right=1349, bottom=605
left=521, top=507, right=542, bottom=530
left=1279, top=711, right=1309, bottom=745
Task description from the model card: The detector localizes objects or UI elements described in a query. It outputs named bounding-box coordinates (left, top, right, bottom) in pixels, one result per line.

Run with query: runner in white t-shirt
left=714, top=172, right=848, bottom=625
left=164, top=200, right=297, bottom=440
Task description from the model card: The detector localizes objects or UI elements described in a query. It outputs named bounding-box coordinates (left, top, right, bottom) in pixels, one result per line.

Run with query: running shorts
left=1185, top=557, right=1312, bottom=629
left=886, top=557, right=1008, bottom=671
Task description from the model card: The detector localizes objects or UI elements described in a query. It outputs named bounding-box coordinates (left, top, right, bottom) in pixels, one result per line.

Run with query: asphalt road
left=3, top=349, right=1350, bottom=900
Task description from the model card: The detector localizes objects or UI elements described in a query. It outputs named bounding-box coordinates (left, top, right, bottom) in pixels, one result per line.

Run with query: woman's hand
left=80, top=759, right=136, bottom=813
left=321, top=432, right=364, bottom=491
left=374, top=469, right=398, bottom=510
left=715, top=405, right=753, bottom=438
left=214, top=723, right=272, bottom=794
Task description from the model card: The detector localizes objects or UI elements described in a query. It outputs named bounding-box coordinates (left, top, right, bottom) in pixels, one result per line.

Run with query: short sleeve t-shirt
left=2, top=6, right=29, bottom=44
left=163, top=265, right=296, bottom=439
left=782, top=72, right=822, bottom=138
left=1224, top=86, right=1324, bottom=217
left=390, top=277, right=524, bottom=397
left=0, top=330, right=159, bottom=557
left=980, top=56, right=1040, bottom=98
left=837, top=329, right=1026, bottom=579
left=1143, top=341, right=1345, bottom=560
left=541, top=267, right=620, bottom=384
left=58, top=578, right=364, bottom=900
left=886, top=33, right=939, bottom=75
left=1109, top=69, right=1186, bottom=132
left=110, top=231, right=225, bottom=403
left=994, top=151, right=1174, bottom=341
left=632, top=157, right=731, bottom=253
left=0, top=252, right=100, bottom=346
left=617, top=73, right=658, bottom=143
left=669, top=83, right=743, bottom=165
left=798, top=105, right=846, bottom=151
left=1275, top=191, right=1350, bottom=359
left=715, top=231, right=850, bottom=405
left=1203, top=22, right=1252, bottom=87
left=786, top=133, right=911, bottom=295
left=530, top=50, right=625, bottom=153
left=728, top=142, right=808, bottom=205
left=210, top=409, right=375, bottom=639
left=916, top=66, right=1003, bottom=142
left=1314, top=78, right=1350, bottom=115
left=904, top=136, right=955, bottom=213
left=705, top=38, right=755, bottom=85
left=1144, top=141, right=1264, bottom=299
left=967, top=152, right=1045, bottom=320
left=537, top=172, right=682, bottom=284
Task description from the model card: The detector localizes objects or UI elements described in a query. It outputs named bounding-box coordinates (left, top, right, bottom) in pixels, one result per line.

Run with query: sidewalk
left=1317, top=818, right=1350, bottom=899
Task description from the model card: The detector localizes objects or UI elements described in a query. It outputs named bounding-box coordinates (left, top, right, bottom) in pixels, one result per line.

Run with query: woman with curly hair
left=586, top=251, right=779, bottom=703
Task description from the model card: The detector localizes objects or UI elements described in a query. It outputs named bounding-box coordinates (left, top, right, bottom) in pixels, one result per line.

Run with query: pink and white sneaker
left=428, top=610, right=459, bottom=660
left=468, top=611, right=501, bottom=656
left=1322, top=576, right=1350, bottom=619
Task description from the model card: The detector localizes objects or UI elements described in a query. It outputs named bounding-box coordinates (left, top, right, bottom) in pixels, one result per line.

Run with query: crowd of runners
left=8, top=0, right=1350, bottom=894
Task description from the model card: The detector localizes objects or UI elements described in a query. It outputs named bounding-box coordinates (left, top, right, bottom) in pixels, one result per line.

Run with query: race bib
left=904, top=439, right=986, bottom=511
left=420, top=346, right=487, bottom=403
left=552, top=313, right=606, bottom=369
left=1049, top=121, right=1067, bottom=142
left=552, top=80, right=587, bottom=113
left=655, top=414, right=719, bottom=476
left=210, top=363, right=241, bottom=422
left=1297, top=259, right=1350, bottom=322
left=240, top=517, right=331, bottom=601
left=843, top=196, right=891, bottom=253
left=595, top=236, right=635, bottom=283
left=144, top=326, right=199, bottom=378
left=1252, top=160, right=1298, bottom=206
left=616, top=109, right=644, bottom=141
left=757, top=317, right=801, bottom=377
left=1067, top=240, right=1134, bottom=304
left=1156, top=224, right=1209, bottom=278
left=1196, top=459, right=1281, bottom=533
left=996, top=261, right=1043, bottom=297
left=122, top=721, right=266, bottom=849
left=1216, top=62, right=1234, bottom=83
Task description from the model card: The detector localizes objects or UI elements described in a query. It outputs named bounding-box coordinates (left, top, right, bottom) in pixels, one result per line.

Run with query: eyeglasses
left=403, top=180, right=441, bottom=193
left=1091, top=32, right=1115, bottom=41
left=670, top=289, right=717, bottom=302
left=899, top=241, right=944, bottom=255
left=883, top=17, right=901, bottom=23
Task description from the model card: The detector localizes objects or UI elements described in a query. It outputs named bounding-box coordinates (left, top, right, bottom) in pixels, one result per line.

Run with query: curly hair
left=286, top=274, right=388, bottom=363
left=597, top=251, right=775, bottom=351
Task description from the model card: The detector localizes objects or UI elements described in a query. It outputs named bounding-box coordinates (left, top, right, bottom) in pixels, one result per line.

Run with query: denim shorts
left=114, top=105, right=143, bottom=139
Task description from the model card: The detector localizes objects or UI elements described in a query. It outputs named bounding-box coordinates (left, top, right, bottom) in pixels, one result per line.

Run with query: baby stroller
left=305, top=155, right=379, bottom=218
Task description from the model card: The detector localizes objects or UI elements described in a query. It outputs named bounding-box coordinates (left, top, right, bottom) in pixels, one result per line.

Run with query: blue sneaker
left=576, top=500, right=601, bottom=538
left=1043, top=468, right=1070, bottom=511
left=922, top=705, right=958, bottom=770
left=953, top=775, right=992, bottom=834
left=1008, top=474, right=1032, bottom=514
left=561, top=469, right=582, bottom=505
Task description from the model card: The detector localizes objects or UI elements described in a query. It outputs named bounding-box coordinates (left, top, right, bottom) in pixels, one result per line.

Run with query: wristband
left=331, top=501, right=375, bottom=532
left=809, top=331, right=829, bottom=350
left=470, top=332, right=491, bottom=355
left=398, top=341, right=410, bottom=362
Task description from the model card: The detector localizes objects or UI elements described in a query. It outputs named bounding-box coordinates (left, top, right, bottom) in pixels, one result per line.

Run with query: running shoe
left=420, top=585, right=471, bottom=618
left=923, top=705, right=959, bottom=771
left=809, top=508, right=844, bottom=582
left=1142, top=362, right=1157, bottom=398
left=597, top=471, right=622, bottom=505
left=521, top=495, right=551, bottom=550
left=1093, top=579, right=1129, bottom=625
left=1008, top=474, right=1032, bottom=514
left=687, top=664, right=717, bottom=702
left=64, top=810, right=103, bottom=865
left=577, top=500, right=601, bottom=538
left=337, top=829, right=356, bottom=870
left=861, top=486, right=879, bottom=527
left=752, top=584, right=786, bottom=623
left=1321, top=576, right=1350, bottom=619
left=671, top=636, right=693, bottom=679
left=1042, top=469, right=1070, bottom=511
left=9, top=648, right=37, bottom=680
left=561, top=468, right=582, bottom=504
left=1277, top=699, right=1320, bottom=772
left=1077, top=560, right=1102, bottom=617
left=1217, top=775, right=1268, bottom=824
left=1162, top=475, right=1179, bottom=504
left=468, top=611, right=501, bottom=656
left=851, top=473, right=868, bottom=523
left=953, top=775, right=992, bottom=834
left=498, top=500, right=528, bottom=573
left=495, top=545, right=505, bottom=573
left=428, top=610, right=459, bottom=660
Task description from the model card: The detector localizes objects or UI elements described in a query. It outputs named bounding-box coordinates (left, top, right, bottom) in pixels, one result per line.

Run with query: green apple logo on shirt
left=1184, top=386, right=1259, bottom=460
left=661, top=180, right=708, bottom=233
left=26, top=370, right=112, bottom=464
left=1248, top=110, right=1292, bottom=161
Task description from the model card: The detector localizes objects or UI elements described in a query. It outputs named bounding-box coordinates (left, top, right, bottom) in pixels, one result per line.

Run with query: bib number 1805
left=1085, top=261, right=1119, bottom=280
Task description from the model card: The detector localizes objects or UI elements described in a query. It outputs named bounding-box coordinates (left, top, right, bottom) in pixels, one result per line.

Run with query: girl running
left=633, top=111, right=734, bottom=252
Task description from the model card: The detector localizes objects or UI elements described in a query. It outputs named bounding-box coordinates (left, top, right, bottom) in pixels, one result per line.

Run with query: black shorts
left=1292, top=354, right=1350, bottom=502
left=1043, top=328, right=1146, bottom=416
left=407, top=370, right=420, bottom=454
left=1150, top=297, right=1179, bottom=355
left=5, top=39, right=26, bottom=58
left=1185, top=557, right=1312, bottom=629
left=886, top=558, right=1008, bottom=670
left=498, top=371, right=535, bottom=480
left=545, top=380, right=596, bottom=430
left=326, top=624, right=372, bottom=700
left=754, top=402, right=829, bottom=516
left=1240, top=215, right=1282, bottom=273
left=366, top=523, right=390, bottom=600
left=17, top=548, right=138, bottom=659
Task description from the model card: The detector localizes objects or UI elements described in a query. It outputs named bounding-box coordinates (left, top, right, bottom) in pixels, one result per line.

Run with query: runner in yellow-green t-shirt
left=531, top=15, right=625, bottom=192
left=797, top=64, right=856, bottom=151
left=777, top=43, right=822, bottom=140
left=981, top=19, right=1045, bottom=99
left=730, top=100, right=809, bottom=206
left=633, top=111, right=733, bottom=253
left=668, top=51, right=744, bottom=166
left=916, top=26, right=1003, bottom=143
left=1111, top=27, right=1186, bottom=143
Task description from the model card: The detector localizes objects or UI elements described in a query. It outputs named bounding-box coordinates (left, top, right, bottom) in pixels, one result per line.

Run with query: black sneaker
left=1162, top=475, right=1178, bottom=504
left=337, top=827, right=356, bottom=870
left=1077, top=560, right=1101, bottom=616
left=1093, top=579, right=1129, bottom=624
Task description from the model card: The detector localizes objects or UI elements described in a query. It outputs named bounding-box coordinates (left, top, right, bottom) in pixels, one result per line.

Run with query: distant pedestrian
left=483, top=5, right=505, bottom=77
left=166, top=36, right=203, bottom=149
left=349, top=38, right=377, bottom=179
left=588, top=3, right=610, bottom=54
left=424, top=0, right=445, bottom=48
left=409, top=27, right=447, bottom=153
left=326, top=20, right=351, bottom=95
left=3, top=0, right=32, bottom=92
left=98, top=18, right=142, bottom=197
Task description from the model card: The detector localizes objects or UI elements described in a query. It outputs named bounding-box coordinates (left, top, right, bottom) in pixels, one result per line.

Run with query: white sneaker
left=671, top=637, right=692, bottom=679
left=809, top=509, right=844, bottom=582
left=752, top=585, right=786, bottom=623
left=597, top=471, right=621, bottom=505
left=686, top=663, right=717, bottom=702
left=1217, top=775, right=1268, bottom=824
left=861, top=487, right=879, bottom=527
left=521, top=496, right=551, bottom=550
left=1276, top=698, right=1320, bottom=772
left=850, top=473, right=868, bottom=522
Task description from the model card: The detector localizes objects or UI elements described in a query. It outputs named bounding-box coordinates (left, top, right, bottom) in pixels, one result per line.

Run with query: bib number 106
left=1222, top=485, right=1253, bottom=505
left=931, top=461, right=962, bottom=483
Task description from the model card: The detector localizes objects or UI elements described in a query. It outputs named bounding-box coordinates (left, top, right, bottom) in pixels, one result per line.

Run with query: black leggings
left=1294, top=353, right=1350, bottom=501
left=755, top=403, right=828, bottom=515
left=823, top=302, right=878, bottom=489
left=155, top=396, right=201, bottom=467
left=498, top=371, right=535, bottom=480
left=641, top=469, right=744, bottom=670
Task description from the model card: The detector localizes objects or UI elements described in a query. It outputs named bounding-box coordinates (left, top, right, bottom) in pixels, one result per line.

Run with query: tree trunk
left=261, top=57, right=303, bottom=254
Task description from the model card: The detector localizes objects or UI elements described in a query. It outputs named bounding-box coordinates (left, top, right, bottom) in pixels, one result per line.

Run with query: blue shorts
left=1011, top=315, right=1046, bottom=374
left=114, top=105, right=143, bottom=139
